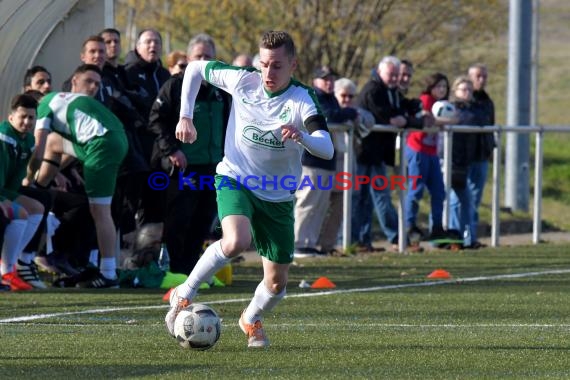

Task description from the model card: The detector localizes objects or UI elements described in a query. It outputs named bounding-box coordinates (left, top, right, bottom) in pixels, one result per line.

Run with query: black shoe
left=52, top=266, right=100, bottom=288
left=407, top=225, right=425, bottom=243
left=76, top=272, right=119, bottom=288
left=428, top=227, right=447, bottom=241
left=465, top=241, right=486, bottom=250
left=47, top=254, right=80, bottom=277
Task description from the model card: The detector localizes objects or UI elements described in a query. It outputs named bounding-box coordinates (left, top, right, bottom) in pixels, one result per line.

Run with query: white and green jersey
left=36, top=92, right=123, bottom=144
left=181, top=61, right=323, bottom=202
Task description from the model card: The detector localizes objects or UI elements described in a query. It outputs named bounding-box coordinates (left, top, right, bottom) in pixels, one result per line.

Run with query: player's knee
left=267, top=280, right=286, bottom=295
left=221, top=235, right=251, bottom=256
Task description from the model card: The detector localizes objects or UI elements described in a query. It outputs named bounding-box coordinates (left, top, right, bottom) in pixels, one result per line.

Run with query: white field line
left=1, top=268, right=569, bottom=324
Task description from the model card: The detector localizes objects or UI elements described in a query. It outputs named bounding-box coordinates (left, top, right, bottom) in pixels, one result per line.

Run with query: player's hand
left=169, top=150, right=187, bottom=170
left=390, top=115, right=407, bottom=128
left=281, top=125, right=304, bottom=143
left=176, top=117, right=197, bottom=144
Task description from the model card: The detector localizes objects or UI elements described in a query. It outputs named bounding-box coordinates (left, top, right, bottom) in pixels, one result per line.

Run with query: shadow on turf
left=0, top=364, right=207, bottom=378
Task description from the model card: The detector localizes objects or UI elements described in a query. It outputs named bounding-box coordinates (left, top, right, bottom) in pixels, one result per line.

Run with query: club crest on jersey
left=242, top=126, right=284, bottom=149
left=278, top=105, right=292, bottom=124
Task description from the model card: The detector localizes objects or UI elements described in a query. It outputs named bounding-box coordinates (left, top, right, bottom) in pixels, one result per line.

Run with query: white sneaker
left=16, top=260, right=47, bottom=289
left=164, top=287, right=190, bottom=336
left=239, top=310, right=269, bottom=348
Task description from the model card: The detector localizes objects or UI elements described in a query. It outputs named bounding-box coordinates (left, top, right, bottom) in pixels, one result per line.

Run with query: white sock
left=177, top=240, right=231, bottom=300
left=89, top=249, right=99, bottom=266
left=243, top=281, right=286, bottom=324
left=1, top=219, right=27, bottom=275
left=19, top=252, right=36, bottom=264
left=16, top=214, right=43, bottom=255
left=100, top=257, right=117, bottom=280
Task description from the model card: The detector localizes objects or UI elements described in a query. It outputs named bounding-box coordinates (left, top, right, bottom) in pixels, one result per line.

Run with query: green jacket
left=0, top=120, right=34, bottom=200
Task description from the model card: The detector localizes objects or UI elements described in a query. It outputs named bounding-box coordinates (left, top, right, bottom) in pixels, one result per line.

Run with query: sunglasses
left=177, top=63, right=188, bottom=69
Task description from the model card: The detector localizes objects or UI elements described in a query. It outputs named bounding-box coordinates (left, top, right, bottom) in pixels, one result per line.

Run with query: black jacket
left=124, top=50, right=170, bottom=121
left=301, top=88, right=357, bottom=171
left=451, top=100, right=491, bottom=167
left=357, top=77, right=423, bottom=166
left=472, top=89, right=496, bottom=161
left=148, top=73, right=231, bottom=172
left=124, top=51, right=171, bottom=161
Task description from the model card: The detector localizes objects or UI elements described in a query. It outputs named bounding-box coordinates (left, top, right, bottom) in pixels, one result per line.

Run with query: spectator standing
left=149, top=33, right=230, bottom=275
left=23, top=66, right=52, bottom=94
left=233, top=53, right=254, bottom=67
left=293, top=66, right=357, bottom=258
left=448, top=76, right=489, bottom=248
left=404, top=73, right=450, bottom=242
left=124, top=29, right=170, bottom=226
left=466, top=63, right=495, bottom=247
left=398, top=59, right=414, bottom=95
left=352, top=56, right=425, bottom=250
left=317, top=77, right=376, bottom=254
left=166, top=51, right=188, bottom=75
left=98, top=29, right=151, bottom=245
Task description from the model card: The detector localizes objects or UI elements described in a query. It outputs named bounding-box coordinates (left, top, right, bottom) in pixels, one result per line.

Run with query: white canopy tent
left=0, top=0, right=113, bottom=116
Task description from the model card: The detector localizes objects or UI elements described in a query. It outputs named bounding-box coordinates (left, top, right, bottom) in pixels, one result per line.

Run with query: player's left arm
left=299, top=114, right=334, bottom=160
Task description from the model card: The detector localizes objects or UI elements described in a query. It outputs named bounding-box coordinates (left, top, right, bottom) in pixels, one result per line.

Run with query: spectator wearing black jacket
left=352, top=56, right=427, bottom=250
left=97, top=29, right=150, bottom=240
left=293, top=66, right=358, bottom=258
left=148, top=33, right=230, bottom=275
left=465, top=63, right=495, bottom=248
left=448, top=75, right=492, bottom=248
left=124, top=28, right=170, bottom=226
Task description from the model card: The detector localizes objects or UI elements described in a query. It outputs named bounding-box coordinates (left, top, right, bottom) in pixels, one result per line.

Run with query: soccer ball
left=173, top=303, right=221, bottom=350
left=431, top=100, right=456, bottom=119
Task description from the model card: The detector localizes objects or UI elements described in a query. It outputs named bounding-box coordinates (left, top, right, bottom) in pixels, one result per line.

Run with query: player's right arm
left=27, top=97, right=55, bottom=183
left=177, top=61, right=242, bottom=144
left=26, top=128, right=49, bottom=184
left=176, top=61, right=206, bottom=144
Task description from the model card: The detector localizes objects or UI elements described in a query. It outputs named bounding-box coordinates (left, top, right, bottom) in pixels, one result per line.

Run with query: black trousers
left=163, top=165, right=217, bottom=275
left=49, top=190, right=96, bottom=268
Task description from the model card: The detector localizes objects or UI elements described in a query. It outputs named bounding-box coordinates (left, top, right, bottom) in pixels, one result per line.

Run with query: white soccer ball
left=431, top=100, right=456, bottom=119
left=173, top=303, right=221, bottom=350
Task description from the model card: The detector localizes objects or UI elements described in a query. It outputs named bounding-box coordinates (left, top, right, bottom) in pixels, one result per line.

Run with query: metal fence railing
left=328, top=123, right=570, bottom=253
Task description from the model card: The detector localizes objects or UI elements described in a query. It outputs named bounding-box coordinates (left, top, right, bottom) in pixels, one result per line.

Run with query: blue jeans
left=468, top=160, right=489, bottom=235
left=351, top=162, right=398, bottom=245
left=449, top=160, right=488, bottom=244
left=404, top=147, right=445, bottom=230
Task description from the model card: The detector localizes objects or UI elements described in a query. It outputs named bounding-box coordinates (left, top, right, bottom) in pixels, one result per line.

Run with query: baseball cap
left=313, top=65, right=338, bottom=79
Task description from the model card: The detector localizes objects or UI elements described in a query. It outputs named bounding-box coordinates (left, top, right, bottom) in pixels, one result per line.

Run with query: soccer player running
left=166, top=30, right=334, bottom=348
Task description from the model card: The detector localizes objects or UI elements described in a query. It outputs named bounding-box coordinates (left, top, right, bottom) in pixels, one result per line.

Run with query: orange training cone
left=311, top=276, right=336, bottom=289
left=427, top=269, right=452, bottom=279
left=162, top=287, right=173, bottom=302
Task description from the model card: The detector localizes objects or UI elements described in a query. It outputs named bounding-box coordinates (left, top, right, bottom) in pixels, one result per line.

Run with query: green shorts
left=215, top=174, right=294, bottom=264
left=71, top=130, right=127, bottom=202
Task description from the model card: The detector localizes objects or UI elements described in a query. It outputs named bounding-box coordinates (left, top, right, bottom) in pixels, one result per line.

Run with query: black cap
left=313, top=65, right=337, bottom=79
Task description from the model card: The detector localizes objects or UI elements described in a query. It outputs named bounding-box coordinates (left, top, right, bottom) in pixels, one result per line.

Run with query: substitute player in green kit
left=29, top=70, right=128, bottom=287
left=166, top=31, right=334, bottom=348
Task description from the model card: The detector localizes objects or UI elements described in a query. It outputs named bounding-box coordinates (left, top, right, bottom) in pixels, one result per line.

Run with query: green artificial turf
left=1, top=244, right=570, bottom=379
